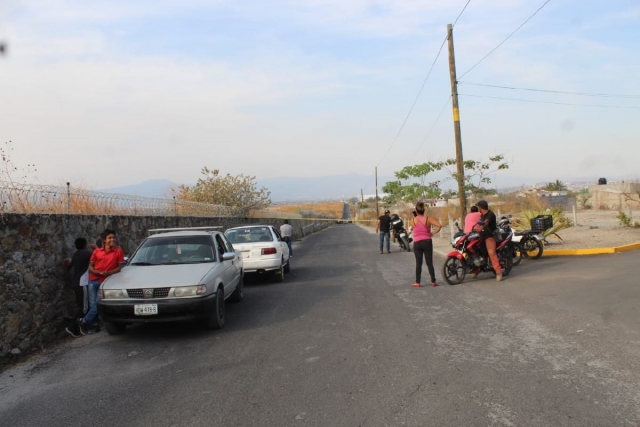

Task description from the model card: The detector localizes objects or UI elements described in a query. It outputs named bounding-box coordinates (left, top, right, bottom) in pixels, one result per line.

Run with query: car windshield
left=225, top=227, right=273, bottom=244
left=130, top=235, right=215, bottom=265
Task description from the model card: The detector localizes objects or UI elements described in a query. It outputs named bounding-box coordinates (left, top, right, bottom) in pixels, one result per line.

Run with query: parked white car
left=224, top=225, right=290, bottom=282
left=98, top=227, right=243, bottom=334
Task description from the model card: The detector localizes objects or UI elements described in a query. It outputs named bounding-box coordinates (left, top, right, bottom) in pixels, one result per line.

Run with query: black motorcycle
left=390, top=214, right=412, bottom=252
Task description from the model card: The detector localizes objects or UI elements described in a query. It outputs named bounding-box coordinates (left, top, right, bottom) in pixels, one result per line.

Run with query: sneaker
left=387, top=250, right=391, bottom=254
left=471, top=270, right=479, bottom=279
left=77, top=319, right=88, bottom=336
left=431, top=282, right=438, bottom=287
left=496, top=273, right=503, bottom=282
left=411, top=283, right=422, bottom=288
left=65, top=326, right=80, bottom=338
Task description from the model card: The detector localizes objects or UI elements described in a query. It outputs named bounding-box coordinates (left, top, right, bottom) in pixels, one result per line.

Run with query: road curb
left=542, top=242, right=640, bottom=256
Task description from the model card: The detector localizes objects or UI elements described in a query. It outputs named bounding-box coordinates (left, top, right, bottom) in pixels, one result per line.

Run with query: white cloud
left=1, top=0, right=639, bottom=191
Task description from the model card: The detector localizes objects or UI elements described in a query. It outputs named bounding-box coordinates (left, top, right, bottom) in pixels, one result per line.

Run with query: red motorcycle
left=442, top=220, right=514, bottom=285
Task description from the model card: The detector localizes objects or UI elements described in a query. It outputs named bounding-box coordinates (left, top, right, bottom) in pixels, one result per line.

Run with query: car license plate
left=242, top=251, right=251, bottom=259
left=134, top=304, right=158, bottom=316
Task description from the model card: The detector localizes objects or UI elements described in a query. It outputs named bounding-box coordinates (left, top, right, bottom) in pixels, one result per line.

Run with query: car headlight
left=174, top=285, right=207, bottom=297
left=101, top=289, right=124, bottom=299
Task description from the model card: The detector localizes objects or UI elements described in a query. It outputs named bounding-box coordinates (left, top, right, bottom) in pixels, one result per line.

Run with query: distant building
left=589, top=182, right=640, bottom=209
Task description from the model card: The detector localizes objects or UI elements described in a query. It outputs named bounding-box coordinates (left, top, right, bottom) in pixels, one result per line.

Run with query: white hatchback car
left=224, top=225, right=290, bottom=282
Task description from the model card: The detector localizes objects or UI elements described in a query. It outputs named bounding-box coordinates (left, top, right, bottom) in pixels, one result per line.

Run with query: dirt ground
left=431, top=209, right=640, bottom=251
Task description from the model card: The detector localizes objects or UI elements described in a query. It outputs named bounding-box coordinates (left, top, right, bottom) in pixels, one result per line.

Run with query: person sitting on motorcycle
left=473, top=200, right=503, bottom=282
left=464, top=205, right=481, bottom=233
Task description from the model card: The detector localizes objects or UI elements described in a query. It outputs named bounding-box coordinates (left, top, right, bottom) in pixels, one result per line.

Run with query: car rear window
left=130, top=235, right=215, bottom=264
left=225, top=227, right=273, bottom=244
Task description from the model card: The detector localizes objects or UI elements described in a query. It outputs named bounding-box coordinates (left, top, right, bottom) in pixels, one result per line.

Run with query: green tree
left=175, top=167, right=271, bottom=215
left=440, top=154, right=509, bottom=198
left=383, top=155, right=509, bottom=203
left=544, top=179, right=568, bottom=191
left=382, top=162, right=442, bottom=204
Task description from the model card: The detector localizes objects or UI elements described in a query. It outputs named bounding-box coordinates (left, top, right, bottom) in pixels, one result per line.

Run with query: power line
left=375, top=37, right=448, bottom=167
left=453, top=0, right=472, bottom=27
left=376, top=0, right=473, bottom=167
left=458, top=0, right=552, bottom=79
left=412, top=96, right=452, bottom=159
left=459, top=81, right=640, bottom=99
left=459, top=93, right=640, bottom=109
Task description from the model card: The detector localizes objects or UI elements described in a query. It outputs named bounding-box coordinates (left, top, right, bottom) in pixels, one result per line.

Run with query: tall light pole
left=447, top=24, right=467, bottom=227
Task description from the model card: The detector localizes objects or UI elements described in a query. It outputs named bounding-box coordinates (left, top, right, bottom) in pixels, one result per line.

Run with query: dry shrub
left=497, top=194, right=549, bottom=216
left=269, top=202, right=344, bottom=219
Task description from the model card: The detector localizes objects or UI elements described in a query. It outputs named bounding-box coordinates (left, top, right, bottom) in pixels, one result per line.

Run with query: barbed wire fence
left=0, top=182, right=243, bottom=217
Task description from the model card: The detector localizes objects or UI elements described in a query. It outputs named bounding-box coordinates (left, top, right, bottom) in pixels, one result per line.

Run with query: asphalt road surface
left=1, top=224, right=640, bottom=427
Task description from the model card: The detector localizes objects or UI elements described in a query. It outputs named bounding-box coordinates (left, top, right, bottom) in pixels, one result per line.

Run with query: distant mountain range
left=98, top=179, right=178, bottom=198
left=99, top=174, right=618, bottom=201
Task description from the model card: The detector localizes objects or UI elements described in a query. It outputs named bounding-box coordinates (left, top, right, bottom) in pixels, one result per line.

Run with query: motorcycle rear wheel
left=494, top=250, right=513, bottom=276
left=511, top=242, right=522, bottom=266
left=402, top=236, right=411, bottom=252
left=521, top=236, right=543, bottom=259
left=443, top=257, right=466, bottom=285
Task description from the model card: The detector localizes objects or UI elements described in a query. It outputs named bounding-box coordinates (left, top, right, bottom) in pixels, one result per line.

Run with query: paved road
left=1, top=224, right=640, bottom=426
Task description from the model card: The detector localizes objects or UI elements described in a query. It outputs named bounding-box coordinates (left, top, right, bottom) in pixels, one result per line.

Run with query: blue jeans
left=283, top=236, right=293, bottom=256
left=83, top=280, right=101, bottom=326
left=379, top=232, right=390, bottom=252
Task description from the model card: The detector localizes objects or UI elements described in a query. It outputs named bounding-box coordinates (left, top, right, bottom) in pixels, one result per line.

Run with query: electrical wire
left=453, top=0, right=472, bottom=27
left=412, top=96, right=452, bottom=159
left=459, top=93, right=640, bottom=109
left=375, top=37, right=448, bottom=168
left=458, top=0, right=552, bottom=79
left=459, top=81, right=640, bottom=99
left=376, top=0, right=473, bottom=168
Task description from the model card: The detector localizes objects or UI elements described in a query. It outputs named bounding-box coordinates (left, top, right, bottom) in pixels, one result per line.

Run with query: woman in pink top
left=464, top=205, right=482, bottom=233
left=410, top=201, right=442, bottom=288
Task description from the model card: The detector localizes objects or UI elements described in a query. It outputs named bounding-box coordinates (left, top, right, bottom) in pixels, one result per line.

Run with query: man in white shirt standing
left=280, top=220, right=293, bottom=257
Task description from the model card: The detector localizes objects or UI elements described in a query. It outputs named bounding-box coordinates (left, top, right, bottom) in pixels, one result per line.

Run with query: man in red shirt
left=77, top=229, right=125, bottom=335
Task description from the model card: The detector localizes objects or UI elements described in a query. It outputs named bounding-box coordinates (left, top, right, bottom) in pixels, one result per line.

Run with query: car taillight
left=261, top=248, right=277, bottom=255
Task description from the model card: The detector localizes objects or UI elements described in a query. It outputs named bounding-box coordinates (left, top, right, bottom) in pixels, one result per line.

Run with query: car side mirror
left=222, top=252, right=235, bottom=261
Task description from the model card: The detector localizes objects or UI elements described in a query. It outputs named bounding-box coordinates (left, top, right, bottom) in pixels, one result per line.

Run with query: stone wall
left=0, top=213, right=329, bottom=365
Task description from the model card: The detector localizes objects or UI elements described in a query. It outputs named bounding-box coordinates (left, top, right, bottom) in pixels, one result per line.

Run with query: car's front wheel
left=104, top=322, right=127, bottom=335
left=204, top=287, right=225, bottom=330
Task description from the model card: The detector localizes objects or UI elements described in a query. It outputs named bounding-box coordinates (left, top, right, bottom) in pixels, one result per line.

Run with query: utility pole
left=375, top=167, right=379, bottom=216
left=447, top=24, right=467, bottom=227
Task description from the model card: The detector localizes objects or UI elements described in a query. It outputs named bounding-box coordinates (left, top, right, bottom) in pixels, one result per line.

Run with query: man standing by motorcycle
left=375, top=209, right=392, bottom=254
left=473, top=200, right=502, bottom=282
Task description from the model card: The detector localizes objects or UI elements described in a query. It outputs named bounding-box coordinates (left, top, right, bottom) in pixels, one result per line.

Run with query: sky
left=1, top=0, right=639, bottom=194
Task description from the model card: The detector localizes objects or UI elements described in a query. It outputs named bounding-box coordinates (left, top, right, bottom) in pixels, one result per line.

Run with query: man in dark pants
left=63, top=238, right=92, bottom=337
left=375, top=209, right=392, bottom=254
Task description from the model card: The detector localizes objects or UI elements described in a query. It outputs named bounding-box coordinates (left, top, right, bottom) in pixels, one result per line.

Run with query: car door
left=221, top=233, right=241, bottom=286
left=214, top=234, right=235, bottom=295
left=271, top=226, right=289, bottom=260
